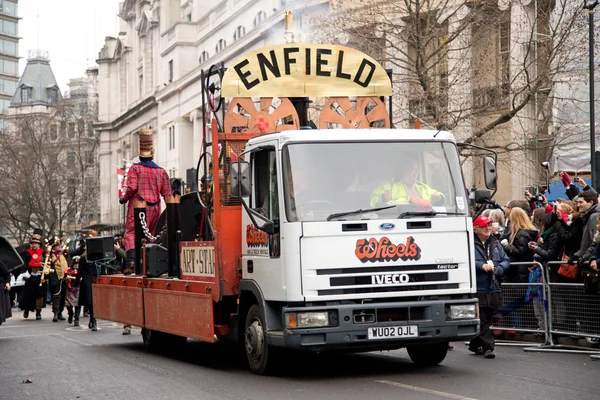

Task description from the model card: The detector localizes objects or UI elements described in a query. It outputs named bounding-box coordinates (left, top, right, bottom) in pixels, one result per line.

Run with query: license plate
left=367, top=325, right=418, bottom=340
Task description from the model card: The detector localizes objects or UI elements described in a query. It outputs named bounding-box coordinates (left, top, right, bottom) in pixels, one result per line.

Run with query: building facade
left=96, top=0, right=329, bottom=226
left=0, top=0, right=19, bottom=116
left=7, top=52, right=100, bottom=238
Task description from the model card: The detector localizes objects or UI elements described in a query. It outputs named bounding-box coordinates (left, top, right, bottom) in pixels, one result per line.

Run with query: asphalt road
left=0, top=308, right=598, bottom=400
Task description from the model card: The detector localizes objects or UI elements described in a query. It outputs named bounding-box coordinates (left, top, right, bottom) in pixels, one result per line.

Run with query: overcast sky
left=19, top=0, right=121, bottom=93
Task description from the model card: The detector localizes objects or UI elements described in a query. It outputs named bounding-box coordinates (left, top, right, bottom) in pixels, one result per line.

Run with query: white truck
left=231, top=128, right=493, bottom=373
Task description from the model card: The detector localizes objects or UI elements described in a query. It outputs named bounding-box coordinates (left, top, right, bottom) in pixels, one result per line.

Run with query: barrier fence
left=485, top=261, right=600, bottom=358
left=489, top=262, right=550, bottom=347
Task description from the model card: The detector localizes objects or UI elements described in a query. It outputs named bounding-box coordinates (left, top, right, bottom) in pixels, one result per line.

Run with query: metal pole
left=584, top=1, right=599, bottom=187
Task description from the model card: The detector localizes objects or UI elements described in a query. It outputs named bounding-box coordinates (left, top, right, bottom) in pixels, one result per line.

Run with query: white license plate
left=367, top=325, right=418, bottom=340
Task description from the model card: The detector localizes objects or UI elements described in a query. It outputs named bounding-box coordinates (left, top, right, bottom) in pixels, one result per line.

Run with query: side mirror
left=230, top=161, right=250, bottom=197
left=483, top=155, right=497, bottom=191
left=260, top=220, right=275, bottom=235
left=475, top=189, right=491, bottom=204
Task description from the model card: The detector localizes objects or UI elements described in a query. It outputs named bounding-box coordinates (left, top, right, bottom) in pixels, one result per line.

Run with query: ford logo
left=379, top=223, right=395, bottom=230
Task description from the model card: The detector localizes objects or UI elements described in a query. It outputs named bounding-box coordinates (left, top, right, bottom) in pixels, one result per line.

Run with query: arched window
left=233, top=25, right=246, bottom=42
left=199, top=50, right=209, bottom=64
left=253, top=11, right=267, bottom=28
left=215, top=39, right=226, bottom=54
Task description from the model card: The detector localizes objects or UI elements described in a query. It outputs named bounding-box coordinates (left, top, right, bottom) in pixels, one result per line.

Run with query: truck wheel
left=407, top=341, right=449, bottom=367
left=142, top=328, right=164, bottom=351
left=244, top=305, right=277, bottom=375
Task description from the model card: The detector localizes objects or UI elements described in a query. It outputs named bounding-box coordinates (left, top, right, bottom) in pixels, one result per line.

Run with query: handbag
left=558, top=253, right=579, bottom=280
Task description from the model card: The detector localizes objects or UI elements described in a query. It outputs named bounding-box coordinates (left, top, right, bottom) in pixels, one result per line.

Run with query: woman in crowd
left=501, top=207, right=539, bottom=283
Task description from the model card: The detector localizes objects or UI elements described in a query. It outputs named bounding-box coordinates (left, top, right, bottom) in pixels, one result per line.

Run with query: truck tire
left=244, top=304, right=278, bottom=375
left=407, top=341, right=449, bottom=367
left=142, top=328, right=165, bottom=351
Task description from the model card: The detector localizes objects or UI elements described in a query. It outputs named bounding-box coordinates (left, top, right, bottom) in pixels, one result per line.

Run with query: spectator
left=482, top=209, right=506, bottom=239
left=501, top=208, right=538, bottom=283
left=469, top=215, right=509, bottom=359
left=556, top=190, right=600, bottom=265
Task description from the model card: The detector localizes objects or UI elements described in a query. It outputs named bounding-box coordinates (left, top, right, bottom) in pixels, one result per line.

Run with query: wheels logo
left=355, top=237, right=421, bottom=263
left=378, top=223, right=395, bottom=230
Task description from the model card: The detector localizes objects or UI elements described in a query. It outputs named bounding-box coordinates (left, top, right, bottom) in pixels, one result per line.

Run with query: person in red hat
left=469, top=215, right=510, bottom=359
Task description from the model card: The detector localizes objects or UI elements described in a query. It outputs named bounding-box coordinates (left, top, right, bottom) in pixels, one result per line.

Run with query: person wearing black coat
left=501, top=228, right=538, bottom=283
left=529, top=213, right=564, bottom=282
left=0, top=260, right=12, bottom=325
left=72, top=241, right=98, bottom=331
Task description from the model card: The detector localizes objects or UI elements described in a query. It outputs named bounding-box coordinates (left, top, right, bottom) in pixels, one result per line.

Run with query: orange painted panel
left=93, top=284, right=144, bottom=327
left=144, top=289, right=215, bottom=342
left=219, top=206, right=242, bottom=296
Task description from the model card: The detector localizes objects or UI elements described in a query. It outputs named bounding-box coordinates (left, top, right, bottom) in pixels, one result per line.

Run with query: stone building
left=96, top=0, right=329, bottom=226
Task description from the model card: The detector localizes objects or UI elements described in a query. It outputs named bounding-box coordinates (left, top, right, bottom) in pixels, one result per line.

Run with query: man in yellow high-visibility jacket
left=370, top=156, right=445, bottom=208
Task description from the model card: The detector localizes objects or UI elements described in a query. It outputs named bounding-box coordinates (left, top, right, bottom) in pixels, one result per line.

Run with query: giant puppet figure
left=119, top=129, right=171, bottom=275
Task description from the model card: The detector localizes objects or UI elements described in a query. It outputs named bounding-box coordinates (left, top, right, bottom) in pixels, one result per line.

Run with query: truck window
left=253, top=149, right=279, bottom=220
left=283, top=141, right=468, bottom=222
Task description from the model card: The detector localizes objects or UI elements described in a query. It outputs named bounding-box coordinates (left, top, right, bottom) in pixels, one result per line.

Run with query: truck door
left=241, top=145, right=285, bottom=301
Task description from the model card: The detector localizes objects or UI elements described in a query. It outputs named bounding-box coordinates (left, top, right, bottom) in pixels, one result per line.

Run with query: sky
left=18, top=0, right=121, bottom=93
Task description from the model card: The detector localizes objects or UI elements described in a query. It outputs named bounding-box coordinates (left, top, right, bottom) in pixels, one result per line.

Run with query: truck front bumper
left=270, top=298, right=479, bottom=352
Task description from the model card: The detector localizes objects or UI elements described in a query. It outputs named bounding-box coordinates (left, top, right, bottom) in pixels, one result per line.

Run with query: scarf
left=137, top=159, right=161, bottom=169
left=540, top=227, right=554, bottom=242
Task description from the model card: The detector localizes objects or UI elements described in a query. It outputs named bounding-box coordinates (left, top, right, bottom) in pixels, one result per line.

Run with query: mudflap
left=144, top=289, right=215, bottom=342
left=93, top=281, right=144, bottom=327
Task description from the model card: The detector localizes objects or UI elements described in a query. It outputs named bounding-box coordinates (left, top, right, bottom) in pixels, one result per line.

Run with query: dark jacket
left=533, top=228, right=563, bottom=263
left=503, top=229, right=538, bottom=282
left=474, top=234, right=510, bottom=294
left=574, top=204, right=600, bottom=258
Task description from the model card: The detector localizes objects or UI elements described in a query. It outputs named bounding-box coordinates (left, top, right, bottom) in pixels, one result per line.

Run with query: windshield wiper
left=398, top=211, right=465, bottom=219
left=327, top=205, right=396, bottom=221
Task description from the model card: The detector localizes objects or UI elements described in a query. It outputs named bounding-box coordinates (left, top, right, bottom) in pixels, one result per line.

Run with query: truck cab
left=233, top=129, right=480, bottom=373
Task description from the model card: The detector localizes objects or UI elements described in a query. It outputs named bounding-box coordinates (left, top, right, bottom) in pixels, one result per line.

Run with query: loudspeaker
left=146, top=244, right=169, bottom=278
left=170, top=178, right=183, bottom=196
left=0, top=236, right=24, bottom=272
left=86, top=236, right=115, bottom=262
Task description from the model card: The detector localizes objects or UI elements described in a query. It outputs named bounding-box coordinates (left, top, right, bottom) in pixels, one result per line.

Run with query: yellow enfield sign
left=222, top=44, right=392, bottom=97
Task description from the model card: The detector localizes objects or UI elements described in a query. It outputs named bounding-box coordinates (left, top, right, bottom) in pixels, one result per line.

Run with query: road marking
left=0, top=333, right=55, bottom=340
left=376, top=380, right=479, bottom=400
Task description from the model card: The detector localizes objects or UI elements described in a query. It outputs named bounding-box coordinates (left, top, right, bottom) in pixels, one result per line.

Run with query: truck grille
left=314, top=264, right=460, bottom=297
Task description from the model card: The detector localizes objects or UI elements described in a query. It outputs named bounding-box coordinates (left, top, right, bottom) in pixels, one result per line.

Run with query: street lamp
left=57, top=190, right=64, bottom=238
left=584, top=0, right=599, bottom=187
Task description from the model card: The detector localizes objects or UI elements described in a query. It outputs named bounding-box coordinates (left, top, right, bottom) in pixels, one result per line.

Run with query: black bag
left=584, top=273, right=600, bottom=295
left=490, top=273, right=501, bottom=292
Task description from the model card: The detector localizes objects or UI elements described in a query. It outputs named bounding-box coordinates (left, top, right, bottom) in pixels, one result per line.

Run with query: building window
left=47, top=88, right=58, bottom=104
left=139, top=73, right=143, bottom=97
left=87, top=121, right=94, bottom=137
left=0, top=59, right=17, bottom=75
left=68, top=122, right=75, bottom=138
left=199, top=51, right=209, bottom=64
left=215, top=39, right=226, bottom=54
left=0, top=39, right=17, bottom=56
left=0, top=1, right=18, bottom=17
left=253, top=11, right=267, bottom=28
left=0, top=98, right=9, bottom=111
left=50, top=124, right=57, bottom=140
left=67, top=152, right=76, bottom=168
left=168, top=60, right=173, bottom=82
left=168, top=126, right=175, bottom=150
left=185, top=13, right=192, bottom=21
left=234, top=26, right=246, bottom=42
left=1, top=20, right=17, bottom=36
left=20, top=87, right=30, bottom=102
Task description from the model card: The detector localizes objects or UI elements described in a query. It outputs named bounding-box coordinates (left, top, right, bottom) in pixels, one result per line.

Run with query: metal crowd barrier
left=488, top=262, right=550, bottom=347
left=523, top=261, right=600, bottom=357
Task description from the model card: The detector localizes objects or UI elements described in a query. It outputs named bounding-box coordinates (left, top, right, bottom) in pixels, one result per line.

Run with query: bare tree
left=309, top=0, right=583, bottom=170
left=0, top=100, right=99, bottom=242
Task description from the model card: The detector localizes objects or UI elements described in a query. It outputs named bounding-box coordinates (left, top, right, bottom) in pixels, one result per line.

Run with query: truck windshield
left=282, top=141, right=468, bottom=222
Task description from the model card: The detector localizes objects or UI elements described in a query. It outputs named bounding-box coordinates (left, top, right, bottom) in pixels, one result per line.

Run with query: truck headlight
left=448, top=304, right=477, bottom=320
left=285, top=311, right=330, bottom=329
